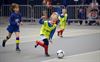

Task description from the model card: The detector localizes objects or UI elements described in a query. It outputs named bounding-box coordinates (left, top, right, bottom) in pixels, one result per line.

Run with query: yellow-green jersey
left=59, top=13, right=68, bottom=29
left=40, top=21, right=56, bottom=39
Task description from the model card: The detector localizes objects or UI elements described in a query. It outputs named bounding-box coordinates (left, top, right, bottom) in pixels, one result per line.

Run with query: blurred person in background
left=86, top=0, right=99, bottom=25
left=57, top=9, right=68, bottom=37
left=78, top=8, right=86, bottom=25
left=87, top=9, right=98, bottom=25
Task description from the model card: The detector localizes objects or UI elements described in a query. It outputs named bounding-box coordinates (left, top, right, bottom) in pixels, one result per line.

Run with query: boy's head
left=10, top=3, right=19, bottom=13
left=50, top=12, right=58, bottom=24
left=62, top=9, right=67, bottom=14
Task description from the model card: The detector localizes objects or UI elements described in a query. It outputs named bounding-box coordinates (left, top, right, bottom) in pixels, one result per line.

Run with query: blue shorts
left=7, top=25, right=20, bottom=33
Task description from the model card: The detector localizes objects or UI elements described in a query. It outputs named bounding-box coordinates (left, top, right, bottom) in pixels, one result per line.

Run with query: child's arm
left=39, top=18, right=44, bottom=24
left=39, top=16, right=47, bottom=24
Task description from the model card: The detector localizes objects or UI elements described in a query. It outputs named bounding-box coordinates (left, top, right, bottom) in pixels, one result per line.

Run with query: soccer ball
left=57, top=50, right=64, bottom=58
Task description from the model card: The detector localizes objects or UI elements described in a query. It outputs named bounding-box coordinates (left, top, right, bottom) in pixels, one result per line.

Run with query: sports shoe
left=35, top=44, right=38, bottom=48
left=45, top=53, right=50, bottom=57
left=16, top=48, right=21, bottom=52
left=2, top=40, right=6, bottom=47
left=60, top=35, right=63, bottom=38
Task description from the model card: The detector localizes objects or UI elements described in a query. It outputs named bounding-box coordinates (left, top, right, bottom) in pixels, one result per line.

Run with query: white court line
left=42, top=50, right=100, bottom=62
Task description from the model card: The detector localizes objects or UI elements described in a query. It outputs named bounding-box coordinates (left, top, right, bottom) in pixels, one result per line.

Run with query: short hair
left=10, top=3, right=19, bottom=12
left=62, top=9, right=67, bottom=13
left=50, top=12, right=58, bottom=20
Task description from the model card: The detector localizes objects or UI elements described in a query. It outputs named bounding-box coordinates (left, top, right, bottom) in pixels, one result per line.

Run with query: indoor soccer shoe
left=16, top=48, right=21, bottom=52
left=45, top=53, right=50, bottom=57
left=34, top=44, right=38, bottom=48
left=60, top=35, right=63, bottom=38
left=2, top=40, right=6, bottom=47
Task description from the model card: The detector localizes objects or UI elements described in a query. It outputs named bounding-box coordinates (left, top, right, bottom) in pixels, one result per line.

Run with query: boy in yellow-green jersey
left=58, top=9, right=68, bottom=37
left=34, top=12, right=58, bottom=57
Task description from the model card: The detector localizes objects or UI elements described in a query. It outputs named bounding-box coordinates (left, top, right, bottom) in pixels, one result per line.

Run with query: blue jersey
left=7, top=12, right=22, bottom=33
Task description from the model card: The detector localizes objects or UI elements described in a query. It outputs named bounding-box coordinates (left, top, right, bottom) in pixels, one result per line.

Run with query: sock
left=58, top=30, right=62, bottom=36
left=36, top=41, right=44, bottom=47
left=36, top=41, right=49, bottom=54
left=16, top=43, right=19, bottom=49
left=44, top=45, right=48, bottom=54
left=4, top=36, right=10, bottom=41
left=16, top=37, right=20, bottom=49
left=61, top=29, right=64, bottom=36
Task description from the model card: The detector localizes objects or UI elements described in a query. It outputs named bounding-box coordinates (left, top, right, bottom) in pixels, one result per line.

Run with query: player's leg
left=35, top=35, right=46, bottom=48
left=57, top=29, right=64, bottom=37
left=57, top=30, right=60, bottom=36
left=60, top=29, right=64, bottom=37
left=35, top=39, right=50, bottom=57
left=59, top=30, right=62, bottom=37
left=15, top=32, right=21, bottom=51
left=57, top=30, right=61, bottom=36
left=2, top=32, right=13, bottom=47
left=43, top=39, right=50, bottom=57
left=35, top=40, right=44, bottom=48
left=44, top=45, right=49, bottom=56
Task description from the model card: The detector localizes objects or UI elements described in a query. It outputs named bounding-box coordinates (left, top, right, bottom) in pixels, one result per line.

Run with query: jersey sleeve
left=39, top=18, right=44, bottom=24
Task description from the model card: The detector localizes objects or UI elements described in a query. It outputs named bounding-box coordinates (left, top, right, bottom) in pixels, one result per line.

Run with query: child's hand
left=17, top=22, right=23, bottom=26
left=41, top=16, right=46, bottom=19
left=20, top=22, right=23, bottom=25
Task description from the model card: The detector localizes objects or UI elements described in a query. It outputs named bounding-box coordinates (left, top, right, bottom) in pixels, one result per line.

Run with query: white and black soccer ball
left=57, top=50, right=64, bottom=58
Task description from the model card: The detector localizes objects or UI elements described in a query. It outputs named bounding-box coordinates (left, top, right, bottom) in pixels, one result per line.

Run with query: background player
left=57, top=9, right=68, bottom=37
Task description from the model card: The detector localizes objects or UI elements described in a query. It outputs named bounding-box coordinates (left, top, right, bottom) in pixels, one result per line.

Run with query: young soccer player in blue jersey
left=2, top=3, right=22, bottom=51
